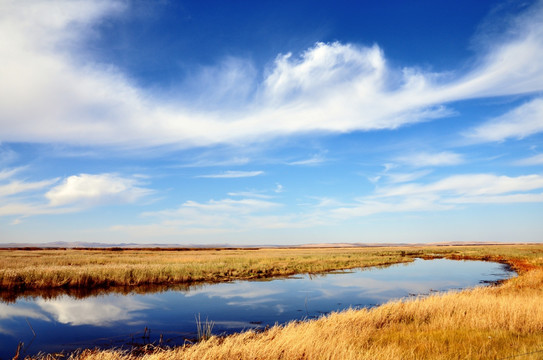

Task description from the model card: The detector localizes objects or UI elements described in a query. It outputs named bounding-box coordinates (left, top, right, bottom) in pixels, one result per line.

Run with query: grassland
left=3, top=244, right=543, bottom=359
left=0, top=247, right=414, bottom=298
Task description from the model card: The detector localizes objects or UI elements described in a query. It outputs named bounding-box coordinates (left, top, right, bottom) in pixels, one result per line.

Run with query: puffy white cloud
left=466, top=98, right=543, bottom=142
left=261, top=43, right=386, bottom=104
left=1, top=1, right=543, bottom=148
left=0, top=171, right=153, bottom=218
left=45, top=173, right=152, bottom=207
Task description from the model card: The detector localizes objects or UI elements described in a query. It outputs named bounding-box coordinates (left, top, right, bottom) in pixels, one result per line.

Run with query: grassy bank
left=24, top=244, right=543, bottom=360
left=0, top=247, right=412, bottom=297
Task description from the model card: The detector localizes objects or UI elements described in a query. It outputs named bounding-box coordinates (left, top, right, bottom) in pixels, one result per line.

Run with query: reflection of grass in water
left=24, top=244, right=543, bottom=360
left=195, top=314, right=214, bottom=342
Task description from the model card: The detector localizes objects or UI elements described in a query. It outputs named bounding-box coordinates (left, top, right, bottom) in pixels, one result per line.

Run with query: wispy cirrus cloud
left=465, top=98, right=543, bottom=142
left=331, top=173, right=543, bottom=220
left=374, top=174, right=543, bottom=198
left=0, top=167, right=25, bottom=181
left=176, top=157, right=251, bottom=168
left=111, top=172, right=543, bottom=238
left=395, top=151, right=464, bottom=167
left=0, top=178, right=59, bottom=198
left=196, top=170, right=264, bottom=179
left=515, top=153, right=543, bottom=166
left=1, top=1, right=543, bottom=148
left=381, top=170, right=432, bottom=184
left=113, top=197, right=289, bottom=235
left=287, top=153, right=328, bottom=166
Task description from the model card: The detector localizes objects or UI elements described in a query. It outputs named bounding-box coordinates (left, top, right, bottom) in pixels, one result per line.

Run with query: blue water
left=0, top=259, right=514, bottom=359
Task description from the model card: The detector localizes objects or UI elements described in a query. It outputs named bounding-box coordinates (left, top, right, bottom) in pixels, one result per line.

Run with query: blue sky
left=1, top=0, right=543, bottom=245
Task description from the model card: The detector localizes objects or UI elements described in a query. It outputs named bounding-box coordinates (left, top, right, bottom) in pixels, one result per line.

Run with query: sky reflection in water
left=0, top=259, right=513, bottom=358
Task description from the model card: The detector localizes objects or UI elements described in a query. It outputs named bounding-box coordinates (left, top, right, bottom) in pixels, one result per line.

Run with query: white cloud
left=0, top=172, right=153, bottom=218
left=395, top=152, right=464, bottom=167
left=0, top=148, right=17, bottom=165
left=197, top=170, right=264, bottom=179
left=0, top=167, right=24, bottom=181
left=0, top=170, right=153, bottom=218
left=45, top=173, right=152, bottom=207
left=0, top=178, right=59, bottom=198
left=112, top=172, right=543, bottom=237
left=446, top=192, right=543, bottom=204
left=1, top=1, right=543, bottom=148
left=0, top=167, right=62, bottom=217
left=143, top=198, right=281, bottom=227
left=227, top=191, right=272, bottom=199
left=383, top=170, right=432, bottom=184
left=177, top=157, right=251, bottom=168
left=330, top=196, right=451, bottom=219
left=375, top=174, right=543, bottom=198
left=466, top=98, right=543, bottom=142
left=328, top=173, right=543, bottom=221
left=0, top=202, right=73, bottom=217
left=331, top=173, right=543, bottom=220
left=113, top=196, right=332, bottom=237
left=287, top=153, right=327, bottom=166
left=515, top=153, right=543, bottom=166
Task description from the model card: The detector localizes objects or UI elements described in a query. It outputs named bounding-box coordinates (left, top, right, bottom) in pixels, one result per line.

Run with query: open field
left=0, top=247, right=415, bottom=297
left=3, top=244, right=543, bottom=359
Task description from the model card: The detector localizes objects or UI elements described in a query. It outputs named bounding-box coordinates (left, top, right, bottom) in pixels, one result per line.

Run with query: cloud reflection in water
left=36, top=295, right=150, bottom=326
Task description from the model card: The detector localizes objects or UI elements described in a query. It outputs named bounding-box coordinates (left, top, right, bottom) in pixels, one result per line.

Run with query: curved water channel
left=0, top=258, right=514, bottom=358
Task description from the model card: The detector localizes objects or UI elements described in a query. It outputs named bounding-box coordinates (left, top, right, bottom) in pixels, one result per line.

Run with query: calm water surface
left=0, top=259, right=514, bottom=359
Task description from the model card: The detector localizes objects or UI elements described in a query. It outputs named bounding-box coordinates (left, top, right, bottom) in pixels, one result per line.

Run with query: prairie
left=2, top=244, right=542, bottom=359
left=0, top=247, right=413, bottom=296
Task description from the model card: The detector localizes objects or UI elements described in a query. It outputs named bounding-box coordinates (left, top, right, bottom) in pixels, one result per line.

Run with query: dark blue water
left=0, top=259, right=514, bottom=359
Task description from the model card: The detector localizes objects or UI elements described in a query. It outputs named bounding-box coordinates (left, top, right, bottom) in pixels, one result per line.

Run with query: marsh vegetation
left=1, top=244, right=542, bottom=359
left=0, top=247, right=414, bottom=295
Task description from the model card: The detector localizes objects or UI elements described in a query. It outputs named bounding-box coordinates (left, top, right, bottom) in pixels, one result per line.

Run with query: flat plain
left=2, top=244, right=542, bottom=359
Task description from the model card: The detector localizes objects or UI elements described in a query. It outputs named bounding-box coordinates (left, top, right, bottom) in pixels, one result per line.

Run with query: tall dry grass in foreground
left=29, top=244, right=543, bottom=360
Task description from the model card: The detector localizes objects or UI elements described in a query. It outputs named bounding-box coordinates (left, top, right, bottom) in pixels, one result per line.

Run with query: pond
left=0, top=258, right=514, bottom=359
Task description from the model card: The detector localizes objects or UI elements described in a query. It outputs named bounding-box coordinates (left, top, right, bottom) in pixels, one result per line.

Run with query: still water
left=0, top=259, right=514, bottom=359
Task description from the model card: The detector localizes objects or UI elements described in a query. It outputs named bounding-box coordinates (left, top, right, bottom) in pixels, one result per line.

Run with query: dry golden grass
left=25, top=244, right=543, bottom=360
left=0, top=247, right=411, bottom=298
